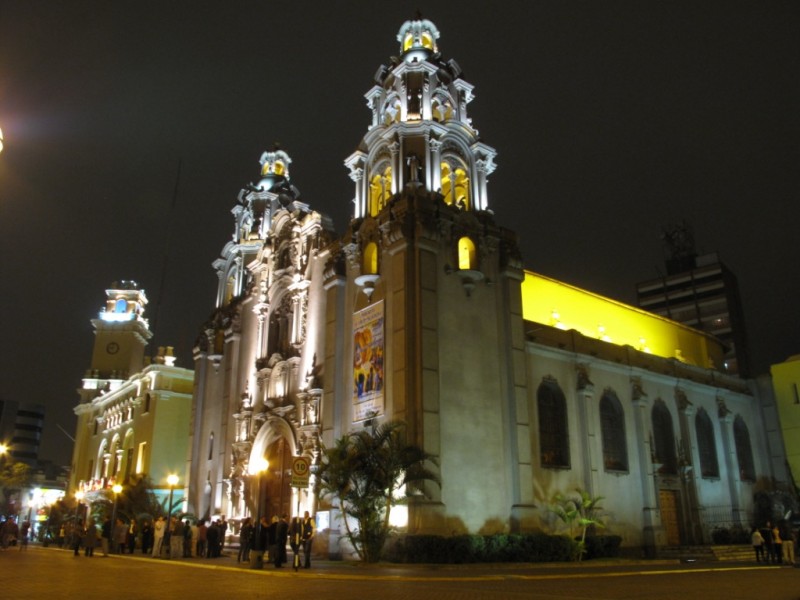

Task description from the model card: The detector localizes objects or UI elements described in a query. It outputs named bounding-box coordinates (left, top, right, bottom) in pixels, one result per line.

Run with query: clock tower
left=80, top=281, right=152, bottom=405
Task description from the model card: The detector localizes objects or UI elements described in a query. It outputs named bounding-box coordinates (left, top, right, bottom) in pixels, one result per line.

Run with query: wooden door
left=263, top=438, right=293, bottom=520
left=659, top=489, right=681, bottom=546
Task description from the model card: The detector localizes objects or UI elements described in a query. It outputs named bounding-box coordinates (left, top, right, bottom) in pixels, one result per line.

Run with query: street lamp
left=248, top=457, right=269, bottom=554
left=166, top=474, right=179, bottom=518
left=110, top=484, right=122, bottom=550
left=74, top=490, right=85, bottom=522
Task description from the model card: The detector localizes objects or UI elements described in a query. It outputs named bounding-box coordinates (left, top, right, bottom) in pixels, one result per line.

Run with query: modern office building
left=636, top=225, right=751, bottom=377
left=0, top=399, right=45, bottom=466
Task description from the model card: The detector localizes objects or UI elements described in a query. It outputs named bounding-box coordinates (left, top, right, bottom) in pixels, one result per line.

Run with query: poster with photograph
left=353, top=300, right=385, bottom=421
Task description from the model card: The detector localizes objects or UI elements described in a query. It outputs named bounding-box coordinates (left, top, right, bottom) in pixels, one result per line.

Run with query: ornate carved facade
left=186, top=18, right=778, bottom=557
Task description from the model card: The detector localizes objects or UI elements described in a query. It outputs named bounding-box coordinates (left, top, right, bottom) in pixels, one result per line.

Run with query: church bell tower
left=333, top=17, right=528, bottom=534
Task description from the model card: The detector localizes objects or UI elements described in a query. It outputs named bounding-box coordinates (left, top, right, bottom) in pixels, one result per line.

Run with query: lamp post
left=247, top=457, right=269, bottom=554
left=110, top=484, right=122, bottom=551
left=166, top=474, right=179, bottom=519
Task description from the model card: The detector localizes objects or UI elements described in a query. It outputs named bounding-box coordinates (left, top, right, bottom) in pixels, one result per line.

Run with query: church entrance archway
left=263, top=437, right=293, bottom=519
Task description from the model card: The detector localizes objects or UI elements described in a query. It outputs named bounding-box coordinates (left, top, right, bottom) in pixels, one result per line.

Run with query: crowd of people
left=0, top=516, right=31, bottom=550
left=235, top=511, right=316, bottom=569
left=751, top=520, right=797, bottom=566
left=22, top=511, right=317, bottom=569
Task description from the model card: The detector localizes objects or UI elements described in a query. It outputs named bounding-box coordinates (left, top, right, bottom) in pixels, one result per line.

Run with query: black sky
left=1, top=1, right=798, bottom=463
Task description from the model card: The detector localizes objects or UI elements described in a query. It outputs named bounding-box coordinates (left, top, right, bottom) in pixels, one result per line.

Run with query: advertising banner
left=353, top=300, right=385, bottom=422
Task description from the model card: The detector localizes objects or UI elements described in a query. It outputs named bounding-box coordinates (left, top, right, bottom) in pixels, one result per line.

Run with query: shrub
left=582, top=535, right=622, bottom=559
left=385, top=533, right=579, bottom=564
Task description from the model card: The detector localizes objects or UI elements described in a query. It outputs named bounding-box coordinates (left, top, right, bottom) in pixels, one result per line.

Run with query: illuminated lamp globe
left=167, top=474, right=179, bottom=487
left=112, top=484, right=123, bottom=494
left=248, top=457, right=269, bottom=476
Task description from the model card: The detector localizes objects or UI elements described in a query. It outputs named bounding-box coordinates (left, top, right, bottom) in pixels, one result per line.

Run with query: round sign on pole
left=291, top=456, right=310, bottom=488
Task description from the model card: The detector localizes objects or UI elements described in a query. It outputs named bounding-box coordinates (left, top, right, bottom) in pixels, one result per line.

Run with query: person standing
left=72, top=520, right=84, bottom=556
left=218, top=515, right=228, bottom=554
left=780, top=522, right=795, bottom=566
left=127, top=520, right=137, bottom=554
left=140, top=520, right=153, bottom=554
left=206, top=520, right=220, bottom=558
left=772, top=522, right=783, bottom=564
left=101, top=517, right=112, bottom=557
left=196, top=519, right=207, bottom=558
left=190, top=519, right=199, bottom=557
left=300, top=511, right=315, bottom=568
left=18, top=520, right=30, bottom=551
left=170, top=517, right=183, bottom=559
left=751, top=527, right=765, bottom=563
left=761, top=522, right=775, bottom=564
left=83, top=519, right=98, bottom=557
left=114, top=518, right=127, bottom=553
left=266, top=516, right=278, bottom=565
left=274, top=515, right=288, bottom=568
left=152, top=516, right=165, bottom=558
left=237, top=517, right=253, bottom=563
left=183, top=519, right=193, bottom=557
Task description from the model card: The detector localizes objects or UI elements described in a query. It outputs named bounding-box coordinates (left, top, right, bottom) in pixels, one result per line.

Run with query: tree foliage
left=316, top=420, right=440, bottom=562
left=0, top=460, right=31, bottom=514
left=549, top=488, right=605, bottom=561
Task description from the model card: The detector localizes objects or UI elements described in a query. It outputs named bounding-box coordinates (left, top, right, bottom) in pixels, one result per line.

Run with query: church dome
left=397, top=18, right=440, bottom=62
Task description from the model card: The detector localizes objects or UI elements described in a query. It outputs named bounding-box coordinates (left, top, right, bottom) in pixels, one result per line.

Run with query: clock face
left=106, top=342, right=120, bottom=355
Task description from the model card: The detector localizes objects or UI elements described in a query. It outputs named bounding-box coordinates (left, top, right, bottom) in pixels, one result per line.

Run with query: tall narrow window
left=695, top=408, right=719, bottom=478
left=600, top=392, right=628, bottom=472
left=369, top=165, right=392, bottom=216
left=136, top=442, right=147, bottom=475
left=362, top=242, right=379, bottom=275
left=652, top=401, right=677, bottom=474
left=441, top=162, right=470, bottom=210
left=457, top=237, right=477, bottom=270
left=538, top=379, right=570, bottom=469
left=733, top=416, right=756, bottom=482
left=208, top=432, right=215, bottom=461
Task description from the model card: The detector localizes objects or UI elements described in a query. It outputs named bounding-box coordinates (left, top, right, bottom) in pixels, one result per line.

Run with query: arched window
left=733, top=416, right=756, bottom=482
left=208, top=432, right=214, bottom=461
left=695, top=408, right=719, bottom=478
left=369, top=165, right=392, bottom=216
left=115, top=298, right=127, bottom=313
left=538, top=379, right=570, bottom=468
left=600, top=391, right=628, bottom=472
left=457, top=237, right=477, bottom=270
left=652, top=401, right=677, bottom=474
left=432, top=97, right=453, bottom=122
left=441, top=161, right=470, bottom=210
left=362, top=242, right=379, bottom=275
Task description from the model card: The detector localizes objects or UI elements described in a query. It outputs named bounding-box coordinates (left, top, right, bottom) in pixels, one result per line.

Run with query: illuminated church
left=188, top=18, right=770, bottom=555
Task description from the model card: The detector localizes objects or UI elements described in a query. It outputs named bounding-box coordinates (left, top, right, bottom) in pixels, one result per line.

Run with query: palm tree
left=316, top=420, right=439, bottom=562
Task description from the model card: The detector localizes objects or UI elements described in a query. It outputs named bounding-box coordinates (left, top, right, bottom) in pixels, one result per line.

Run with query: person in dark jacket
left=274, top=515, right=288, bottom=567
left=140, top=520, right=153, bottom=555
left=206, top=520, right=220, bottom=558
left=237, top=517, right=253, bottom=563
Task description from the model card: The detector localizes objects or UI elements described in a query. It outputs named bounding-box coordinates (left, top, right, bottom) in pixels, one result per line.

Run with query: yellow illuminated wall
left=520, top=271, right=723, bottom=369
left=770, top=356, right=800, bottom=486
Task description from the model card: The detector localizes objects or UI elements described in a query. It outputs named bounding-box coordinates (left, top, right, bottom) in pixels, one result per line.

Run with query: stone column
left=576, top=364, right=599, bottom=497
left=716, top=397, right=743, bottom=524
left=631, top=377, right=662, bottom=556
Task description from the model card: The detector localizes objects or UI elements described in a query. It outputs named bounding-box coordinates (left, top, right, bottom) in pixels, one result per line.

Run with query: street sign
left=290, top=456, right=310, bottom=488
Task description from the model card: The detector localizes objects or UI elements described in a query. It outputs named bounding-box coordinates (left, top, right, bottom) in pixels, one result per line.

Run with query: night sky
left=1, top=2, right=798, bottom=463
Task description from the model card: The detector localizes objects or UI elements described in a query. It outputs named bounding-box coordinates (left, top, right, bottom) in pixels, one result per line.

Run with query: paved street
left=1, top=545, right=797, bottom=599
